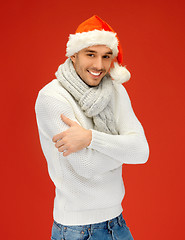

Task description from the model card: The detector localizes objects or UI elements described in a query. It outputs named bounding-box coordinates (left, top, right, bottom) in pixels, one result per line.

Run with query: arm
left=87, top=84, right=149, bottom=164
left=35, top=92, right=123, bottom=179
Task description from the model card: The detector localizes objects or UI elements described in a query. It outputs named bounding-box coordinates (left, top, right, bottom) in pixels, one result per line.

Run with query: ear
left=70, top=54, right=76, bottom=64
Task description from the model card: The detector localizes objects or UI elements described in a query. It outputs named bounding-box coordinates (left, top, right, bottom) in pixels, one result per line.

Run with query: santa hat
left=66, top=15, right=131, bottom=84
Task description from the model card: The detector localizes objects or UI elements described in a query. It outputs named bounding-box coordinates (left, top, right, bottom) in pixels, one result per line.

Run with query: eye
left=103, top=55, right=110, bottom=59
left=87, top=54, right=95, bottom=57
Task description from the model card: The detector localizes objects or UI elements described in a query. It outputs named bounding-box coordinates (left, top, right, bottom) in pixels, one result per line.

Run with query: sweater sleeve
left=87, top=84, right=149, bottom=164
left=35, top=92, right=123, bottom=179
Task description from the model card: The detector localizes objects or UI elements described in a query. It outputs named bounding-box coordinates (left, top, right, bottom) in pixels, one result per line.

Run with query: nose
left=92, top=57, right=103, bottom=71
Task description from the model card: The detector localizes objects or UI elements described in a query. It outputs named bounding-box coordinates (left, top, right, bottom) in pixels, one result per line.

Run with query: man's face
left=71, top=45, right=114, bottom=87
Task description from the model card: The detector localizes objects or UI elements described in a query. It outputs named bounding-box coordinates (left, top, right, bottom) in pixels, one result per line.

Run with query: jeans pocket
left=51, top=221, right=62, bottom=240
left=64, top=227, right=91, bottom=240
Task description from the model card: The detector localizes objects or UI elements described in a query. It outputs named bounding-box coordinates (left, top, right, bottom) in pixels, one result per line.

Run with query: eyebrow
left=84, top=50, right=113, bottom=55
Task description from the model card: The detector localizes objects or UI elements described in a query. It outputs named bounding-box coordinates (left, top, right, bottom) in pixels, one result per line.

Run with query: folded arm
left=52, top=84, right=149, bottom=164
left=35, top=84, right=149, bottom=178
left=35, top=92, right=123, bottom=179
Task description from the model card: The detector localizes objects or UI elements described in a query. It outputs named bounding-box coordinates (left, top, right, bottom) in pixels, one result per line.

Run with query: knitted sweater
left=35, top=79, right=149, bottom=226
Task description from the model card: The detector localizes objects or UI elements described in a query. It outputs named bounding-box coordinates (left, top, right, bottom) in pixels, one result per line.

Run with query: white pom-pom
left=109, top=62, right=131, bottom=84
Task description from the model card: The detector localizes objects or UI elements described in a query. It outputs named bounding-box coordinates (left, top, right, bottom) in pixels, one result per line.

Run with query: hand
left=52, top=114, right=92, bottom=157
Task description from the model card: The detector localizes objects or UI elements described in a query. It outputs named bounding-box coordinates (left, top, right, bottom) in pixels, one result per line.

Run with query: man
left=35, top=15, right=149, bottom=240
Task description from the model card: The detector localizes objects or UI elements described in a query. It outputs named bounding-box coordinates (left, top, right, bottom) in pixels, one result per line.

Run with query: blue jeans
left=51, top=213, right=134, bottom=240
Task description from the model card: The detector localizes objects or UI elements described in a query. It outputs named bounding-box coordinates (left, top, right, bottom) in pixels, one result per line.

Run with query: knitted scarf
left=55, top=58, right=118, bottom=135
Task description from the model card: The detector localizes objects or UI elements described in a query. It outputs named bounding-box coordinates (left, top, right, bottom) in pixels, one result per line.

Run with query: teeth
left=89, top=71, right=101, bottom=76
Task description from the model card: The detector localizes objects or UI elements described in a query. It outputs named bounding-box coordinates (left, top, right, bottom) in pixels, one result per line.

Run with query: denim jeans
left=51, top=213, right=134, bottom=240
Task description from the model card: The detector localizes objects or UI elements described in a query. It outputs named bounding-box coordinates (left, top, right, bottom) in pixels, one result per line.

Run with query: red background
left=1, top=0, right=185, bottom=239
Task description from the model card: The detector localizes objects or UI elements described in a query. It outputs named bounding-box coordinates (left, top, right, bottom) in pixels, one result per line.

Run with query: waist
left=54, top=213, right=125, bottom=230
left=54, top=203, right=123, bottom=226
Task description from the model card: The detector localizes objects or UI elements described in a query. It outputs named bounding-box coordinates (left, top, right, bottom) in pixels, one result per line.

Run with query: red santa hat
left=66, top=15, right=131, bottom=84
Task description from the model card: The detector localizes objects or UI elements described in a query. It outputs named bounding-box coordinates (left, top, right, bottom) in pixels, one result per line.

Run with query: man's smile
left=87, top=70, right=103, bottom=78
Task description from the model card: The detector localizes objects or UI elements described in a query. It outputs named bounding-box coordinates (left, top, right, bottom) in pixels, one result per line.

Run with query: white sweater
left=35, top=79, right=149, bottom=226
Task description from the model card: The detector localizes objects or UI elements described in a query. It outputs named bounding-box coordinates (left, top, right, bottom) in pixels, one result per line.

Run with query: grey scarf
left=55, top=58, right=118, bottom=135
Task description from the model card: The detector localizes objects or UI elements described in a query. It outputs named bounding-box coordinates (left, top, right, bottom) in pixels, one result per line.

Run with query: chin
left=89, top=79, right=103, bottom=87
left=86, top=82, right=100, bottom=87
left=87, top=77, right=104, bottom=87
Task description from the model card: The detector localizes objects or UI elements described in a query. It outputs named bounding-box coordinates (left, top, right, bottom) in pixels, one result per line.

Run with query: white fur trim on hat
left=109, top=62, right=131, bottom=84
left=66, top=30, right=119, bottom=57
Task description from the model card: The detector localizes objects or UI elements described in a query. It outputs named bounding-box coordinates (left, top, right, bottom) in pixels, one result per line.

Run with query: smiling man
left=71, top=45, right=113, bottom=87
left=35, top=15, right=149, bottom=240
